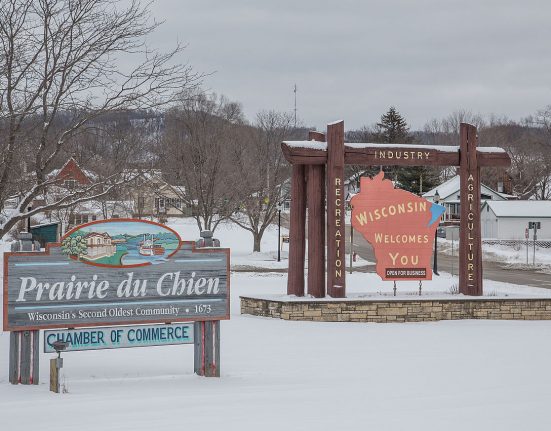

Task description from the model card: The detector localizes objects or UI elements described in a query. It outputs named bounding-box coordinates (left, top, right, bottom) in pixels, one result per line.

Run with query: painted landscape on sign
left=61, top=219, right=181, bottom=267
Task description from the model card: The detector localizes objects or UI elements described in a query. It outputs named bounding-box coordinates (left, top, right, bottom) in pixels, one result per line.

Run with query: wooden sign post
left=459, top=123, right=483, bottom=295
left=194, top=320, right=220, bottom=377
left=5, top=219, right=230, bottom=384
left=9, top=330, right=39, bottom=385
left=281, top=121, right=511, bottom=298
left=326, top=121, right=346, bottom=298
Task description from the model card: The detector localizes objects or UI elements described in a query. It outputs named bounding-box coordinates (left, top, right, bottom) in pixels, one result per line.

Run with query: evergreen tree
left=374, top=107, right=440, bottom=194
left=374, top=107, right=412, bottom=144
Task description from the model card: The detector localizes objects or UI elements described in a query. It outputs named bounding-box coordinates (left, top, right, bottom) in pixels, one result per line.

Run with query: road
left=344, top=225, right=551, bottom=289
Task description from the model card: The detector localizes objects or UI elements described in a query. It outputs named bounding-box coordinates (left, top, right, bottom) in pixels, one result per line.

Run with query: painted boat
left=138, top=234, right=165, bottom=256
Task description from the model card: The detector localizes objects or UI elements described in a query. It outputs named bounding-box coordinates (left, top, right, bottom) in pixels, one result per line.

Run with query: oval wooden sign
left=61, top=218, right=182, bottom=268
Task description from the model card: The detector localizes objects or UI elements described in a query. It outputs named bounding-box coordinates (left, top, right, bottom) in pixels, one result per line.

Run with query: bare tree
left=0, top=0, right=201, bottom=238
left=230, top=111, right=297, bottom=252
left=160, top=92, right=244, bottom=231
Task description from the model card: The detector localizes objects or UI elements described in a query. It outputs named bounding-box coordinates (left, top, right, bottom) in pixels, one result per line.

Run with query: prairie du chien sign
left=351, top=172, right=445, bottom=281
left=3, top=219, right=230, bottom=331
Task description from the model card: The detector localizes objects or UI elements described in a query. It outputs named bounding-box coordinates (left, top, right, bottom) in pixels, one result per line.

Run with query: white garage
left=481, top=201, right=551, bottom=240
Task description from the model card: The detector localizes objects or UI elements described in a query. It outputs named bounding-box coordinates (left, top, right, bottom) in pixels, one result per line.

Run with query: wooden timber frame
left=283, top=121, right=511, bottom=298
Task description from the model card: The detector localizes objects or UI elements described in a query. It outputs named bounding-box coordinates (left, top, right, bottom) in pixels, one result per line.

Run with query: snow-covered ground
left=249, top=271, right=551, bottom=301
left=2, top=221, right=551, bottom=430
left=169, top=217, right=291, bottom=269
left=169, top=217, right=372, bottom=270
left=2, top=272, right=551, bottom=430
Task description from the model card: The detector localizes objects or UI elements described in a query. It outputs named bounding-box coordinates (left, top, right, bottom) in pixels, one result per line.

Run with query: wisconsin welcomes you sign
left=351, top=172, right=445, bottom=280
left=3, top=219, right=230, bottom=331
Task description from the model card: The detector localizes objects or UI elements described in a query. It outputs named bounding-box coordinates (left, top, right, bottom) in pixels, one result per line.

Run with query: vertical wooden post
left=459, top=123, right=483, bottom=296
left=326, top=121, right=346, bottom=298
left=9, top=332, right=19, bottom=384
left=9, top=330, right=39, bottom=385
left=287, top=164, right=306, bottom=296
left=307, top=163, right=325, bottom=298
left=194, top=321, right=220, bottom=377
left=50, top=358, right=60, bottom=393
left=9, top=234, right=41, bottom=385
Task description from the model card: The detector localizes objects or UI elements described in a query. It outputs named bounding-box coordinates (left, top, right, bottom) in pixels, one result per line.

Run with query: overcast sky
left=147, top=0, right=551, bottom=130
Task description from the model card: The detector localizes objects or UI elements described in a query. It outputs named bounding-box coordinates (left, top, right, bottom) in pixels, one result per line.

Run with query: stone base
left=240, top=296, right=551, bottom=323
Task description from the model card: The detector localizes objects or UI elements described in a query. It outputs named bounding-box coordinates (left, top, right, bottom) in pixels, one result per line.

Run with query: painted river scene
left=61, top=220, right=181, bottom=267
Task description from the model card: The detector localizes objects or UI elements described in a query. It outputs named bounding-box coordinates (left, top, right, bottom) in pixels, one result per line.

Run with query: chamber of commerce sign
left=3, top=219, right=230, bottom=331
left=351, top=172, right=445, bottom=281
left=44, top=323, right=194, bottom=353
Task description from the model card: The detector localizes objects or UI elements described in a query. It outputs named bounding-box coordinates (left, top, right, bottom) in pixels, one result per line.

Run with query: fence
left=482, top=239, right=551, bottom=249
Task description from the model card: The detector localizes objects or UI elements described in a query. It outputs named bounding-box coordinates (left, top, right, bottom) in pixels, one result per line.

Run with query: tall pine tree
left=374, top=107, right=439, bottom=194
left=374, top=106, right=412, bottom=144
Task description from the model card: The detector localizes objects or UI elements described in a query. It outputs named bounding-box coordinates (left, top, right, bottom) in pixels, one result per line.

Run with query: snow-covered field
left=2, top=220, right=551, bottom=430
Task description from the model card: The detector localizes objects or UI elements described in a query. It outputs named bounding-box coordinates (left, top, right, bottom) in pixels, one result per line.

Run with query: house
left=84, top=232, right=117, bottom=260
left=423, top=175, right=510, bottom=222
left=481, top=201, right=551, bottom=240
left=48, top=157, right=97, bottom=188
left=127, top=170, right=189, bottom=218
left=34, top=158, right=135, bottom=233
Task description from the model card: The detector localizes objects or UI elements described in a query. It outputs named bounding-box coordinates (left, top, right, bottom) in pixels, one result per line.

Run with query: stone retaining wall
left=240, top=296, right=551, bottom=323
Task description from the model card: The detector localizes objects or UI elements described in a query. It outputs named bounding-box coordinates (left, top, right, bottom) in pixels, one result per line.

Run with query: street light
left=433, top=190, right=440, bottom=276
left=277, top=202, right=283, bottom=262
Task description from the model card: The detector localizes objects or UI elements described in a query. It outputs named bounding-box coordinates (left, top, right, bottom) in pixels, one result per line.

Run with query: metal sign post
left=529, top=222, right=541, bottom=266
left=526, top=227, right=529, bottom=265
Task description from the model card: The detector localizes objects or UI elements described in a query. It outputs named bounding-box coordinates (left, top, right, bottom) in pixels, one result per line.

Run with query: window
left=166, top=198, right=182, bottom=209
left=73, top=214, right=89, bottom=226
left=64, top=179, right=76, bottom=190
left=137, top=196, right=145, bottom=209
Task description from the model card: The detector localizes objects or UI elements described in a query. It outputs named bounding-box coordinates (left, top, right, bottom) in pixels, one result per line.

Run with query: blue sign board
left=44, top=323, right=194, bottom=352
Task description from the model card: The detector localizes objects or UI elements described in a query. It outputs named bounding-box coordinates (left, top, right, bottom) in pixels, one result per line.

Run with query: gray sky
left=148, top=0, right=551, bottom=130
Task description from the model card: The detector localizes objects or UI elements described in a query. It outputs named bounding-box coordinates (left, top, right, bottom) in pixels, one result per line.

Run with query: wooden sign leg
left=9, top=330, right=39, bottom=385
left=307, top=164, right=325, bottom=298
left=194, top=321, right=220, bottom=377
left=287, top=164, right=306, bottom=296
left=8, top=332, right=19, bottom=384
left=326, top=121, right=346, bottom=298
left=459, top=123, right=483, bottom=296
left=50, top=358, right=60, bottom=393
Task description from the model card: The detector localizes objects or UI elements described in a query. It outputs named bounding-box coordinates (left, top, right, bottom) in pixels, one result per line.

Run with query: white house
left=423, top=175, right=510, bottom=222
left=481, top=201, right=551, bottom=239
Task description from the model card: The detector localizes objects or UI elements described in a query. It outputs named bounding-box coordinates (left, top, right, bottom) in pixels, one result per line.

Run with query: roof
left=84, top=232, right=111, bottom=239
left=48, top=157, right=98, bottom=182
left=30, top=222, right=59, bottom=228
left=484, top=200, right=551, bottom=218
left=423, top=175, right=508, bottom=200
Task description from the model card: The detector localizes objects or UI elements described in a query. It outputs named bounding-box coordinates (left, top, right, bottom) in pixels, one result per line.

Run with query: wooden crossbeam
left=281, top=142, right=511, bottom=167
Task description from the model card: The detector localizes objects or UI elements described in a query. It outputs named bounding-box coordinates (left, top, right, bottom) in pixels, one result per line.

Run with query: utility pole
left=293, top=84, right=297, bottom=128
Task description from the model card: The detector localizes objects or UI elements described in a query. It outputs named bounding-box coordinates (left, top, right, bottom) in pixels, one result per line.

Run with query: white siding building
left=481, top=201, right=551, bottom=240
left=423, top=175, right=509, bottom=222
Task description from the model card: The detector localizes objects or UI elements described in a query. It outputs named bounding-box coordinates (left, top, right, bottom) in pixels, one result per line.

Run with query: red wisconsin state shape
left=350, top=172, right=440, bottom=281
